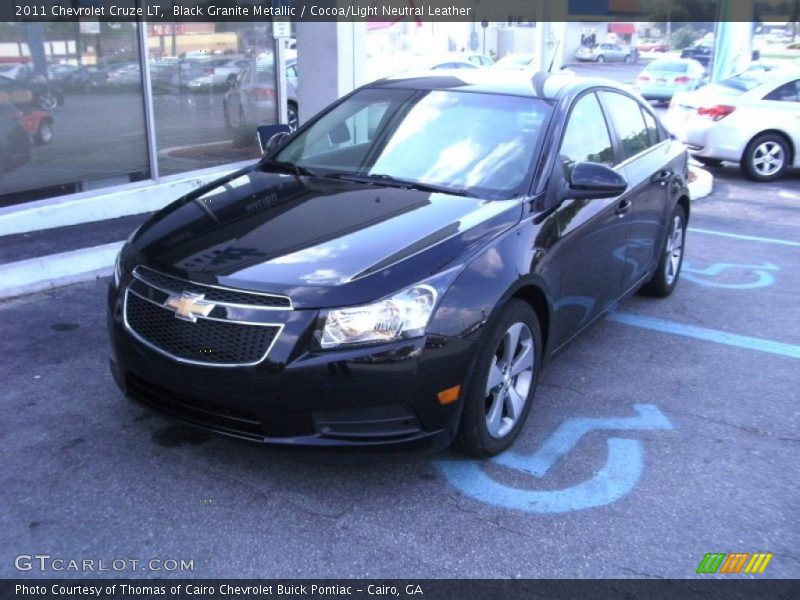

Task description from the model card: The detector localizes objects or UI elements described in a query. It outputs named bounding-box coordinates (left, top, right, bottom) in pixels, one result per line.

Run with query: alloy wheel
left=664, top=214, right=684, bottom=286
left=484, top=322, right=535, bottom=439
left=752, top=141, right=785, bottom=177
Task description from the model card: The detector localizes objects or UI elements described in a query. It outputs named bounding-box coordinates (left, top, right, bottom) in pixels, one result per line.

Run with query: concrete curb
left=0, top=241, right=122, bottom=300
left=688, top=164, right=714, bottom=201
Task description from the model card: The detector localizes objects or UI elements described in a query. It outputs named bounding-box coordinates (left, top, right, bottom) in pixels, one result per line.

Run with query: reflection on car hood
left=129, top=165, right=523, bottom=308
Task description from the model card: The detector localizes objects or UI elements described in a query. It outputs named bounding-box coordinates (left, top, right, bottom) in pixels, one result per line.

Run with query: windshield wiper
left=325, top=172, right=471, bottom=197
left=261, top=159, right=320, bottom=180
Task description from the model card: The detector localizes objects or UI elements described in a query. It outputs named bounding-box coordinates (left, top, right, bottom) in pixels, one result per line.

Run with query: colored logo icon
left=697, top=552, right=773, bottom=574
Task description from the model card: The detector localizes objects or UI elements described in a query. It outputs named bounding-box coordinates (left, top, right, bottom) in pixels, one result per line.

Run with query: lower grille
left=126, top=374, right=264, bottom=439
left=125, top=291, right=280, bottom=366
left=126, top=375, right=316, bottom=440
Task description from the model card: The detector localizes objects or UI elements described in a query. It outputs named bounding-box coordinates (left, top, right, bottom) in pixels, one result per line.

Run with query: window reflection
left=0, top=22, right=149, bottom=205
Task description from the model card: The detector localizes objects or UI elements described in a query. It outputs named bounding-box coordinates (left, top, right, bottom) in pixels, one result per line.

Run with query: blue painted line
left=493, top=403, right=672, bottom=476
left=688, top=227, right=800, bottom=248
left=608, top=311, right=800, bottom=359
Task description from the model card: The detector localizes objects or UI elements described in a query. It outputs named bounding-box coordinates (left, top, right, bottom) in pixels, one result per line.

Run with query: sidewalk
left=0, top=166, right=714, bottom=300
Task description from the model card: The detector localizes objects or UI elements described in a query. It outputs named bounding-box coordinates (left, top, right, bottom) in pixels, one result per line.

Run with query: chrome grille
left=134, top=266, right=291, bottom=308
left=125, top=292, right=280, bottom=366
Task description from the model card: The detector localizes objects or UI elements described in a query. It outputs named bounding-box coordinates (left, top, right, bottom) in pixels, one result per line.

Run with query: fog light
left=437, top=385, right=461, bottom=405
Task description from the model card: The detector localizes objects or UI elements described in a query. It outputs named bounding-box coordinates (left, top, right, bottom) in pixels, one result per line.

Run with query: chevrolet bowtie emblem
left=163, top=292, right=215, bottom=322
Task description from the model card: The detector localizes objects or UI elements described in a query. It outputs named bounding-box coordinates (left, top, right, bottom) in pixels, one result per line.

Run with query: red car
left=12, top=106, right=52, bottom=145
left=637, top=41, right=670, bottom=53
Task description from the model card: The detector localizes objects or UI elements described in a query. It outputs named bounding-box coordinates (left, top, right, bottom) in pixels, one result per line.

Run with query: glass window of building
left=0, top=22, right=149, bottom=206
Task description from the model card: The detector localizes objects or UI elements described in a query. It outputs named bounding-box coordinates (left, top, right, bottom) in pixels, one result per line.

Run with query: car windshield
left=648, top=61, right=688, bottom=73
left=273, top=87, right=551, bottom=199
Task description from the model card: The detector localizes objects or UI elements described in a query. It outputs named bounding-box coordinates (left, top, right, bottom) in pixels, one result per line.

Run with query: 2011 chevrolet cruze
left=108, top=71, right=690, bottom=456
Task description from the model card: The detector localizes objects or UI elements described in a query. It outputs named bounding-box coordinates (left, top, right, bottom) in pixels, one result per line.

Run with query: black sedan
left=108, top=71, right=690, bottom=456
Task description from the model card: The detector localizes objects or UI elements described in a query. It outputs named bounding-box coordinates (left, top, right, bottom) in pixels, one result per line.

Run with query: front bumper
left=108, top=282, right=476, bottom=451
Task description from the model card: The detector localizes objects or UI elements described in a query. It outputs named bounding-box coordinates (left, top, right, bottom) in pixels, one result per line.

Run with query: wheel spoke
left=486, top=361, right=504, bottom=396
left=485, top=390, right=505, bottom=437
left=510, top=341, right=534, bottom=377
left=505, top=387, right=525, bottom=421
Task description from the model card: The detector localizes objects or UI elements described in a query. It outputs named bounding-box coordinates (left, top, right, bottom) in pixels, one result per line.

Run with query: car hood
left=128, top=165, right=523, bottom=309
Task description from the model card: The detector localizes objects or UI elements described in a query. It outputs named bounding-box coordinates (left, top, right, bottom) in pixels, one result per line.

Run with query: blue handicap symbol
left=682, top=261, right=779, bottom=289
left=436, top=404, right=672, bottom=514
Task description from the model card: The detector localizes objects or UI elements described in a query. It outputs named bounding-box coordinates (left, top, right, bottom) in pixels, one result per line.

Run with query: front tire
left=639, top=204, right=686, bottom=297
left=596, top=55, right=605, bottom=63
left=456, top=300, right=541, bottom=457
left=741, top=133, right=789, bottom=182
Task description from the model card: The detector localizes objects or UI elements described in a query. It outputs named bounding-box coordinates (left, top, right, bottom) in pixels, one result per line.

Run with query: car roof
left=369, top=69, right=631, bottom=101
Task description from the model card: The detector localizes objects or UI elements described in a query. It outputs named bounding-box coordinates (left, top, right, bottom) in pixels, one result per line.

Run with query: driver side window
left=559, top=93, right=614, bottom=179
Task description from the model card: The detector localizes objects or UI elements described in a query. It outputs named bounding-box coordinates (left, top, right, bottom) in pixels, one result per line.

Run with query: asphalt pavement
left=1, top=170, right=798, bottom=579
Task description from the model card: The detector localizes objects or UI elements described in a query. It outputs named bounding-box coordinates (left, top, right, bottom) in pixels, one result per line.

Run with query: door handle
left=615, top=199, right=632, bottom=216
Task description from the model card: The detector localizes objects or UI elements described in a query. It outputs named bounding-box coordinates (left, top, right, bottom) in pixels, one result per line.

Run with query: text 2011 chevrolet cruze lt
left=108, top=71, right=689, bottom=456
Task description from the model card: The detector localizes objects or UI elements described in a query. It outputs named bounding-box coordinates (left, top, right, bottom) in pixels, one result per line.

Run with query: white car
left=664, top=70, right=800, bottom=181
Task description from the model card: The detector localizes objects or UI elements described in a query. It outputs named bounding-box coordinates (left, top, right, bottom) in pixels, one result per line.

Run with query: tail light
left=637, top=75, right=650, bottom=82
left=697, top=104, right=736, bottom=121
left=674, top=76, right=690, bottom=84
left=253, top=87, right=275, bottom=101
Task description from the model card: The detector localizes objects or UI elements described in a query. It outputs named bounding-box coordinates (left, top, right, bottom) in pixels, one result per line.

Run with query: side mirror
left=257, top=124, right=291, bottom=154
left=562, top=162, right=628, bottom=200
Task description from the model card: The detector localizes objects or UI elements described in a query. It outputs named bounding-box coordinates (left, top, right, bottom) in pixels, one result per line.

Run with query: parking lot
left=1, top=161, right=798, bottom=578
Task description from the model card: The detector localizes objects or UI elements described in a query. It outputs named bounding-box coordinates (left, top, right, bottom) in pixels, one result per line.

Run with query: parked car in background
left=575, top=43, right=631, bottom=63
left=681, top=41, right=761, bottom=67
left=493, top=53, right=537, bottom=70
left=637, top=39, right=670, bottom=53
left=664, top=69, right=800, bottom=181
left=12, top=106, right=53, bottom=144
left=0, top=65, right=63, bottom=109
left=106, top=63, right=142, bottom=90
left=634, top=58, right=707, bottom=102
left=185, top=58, right=251, bottom=91
left=223, top=59, right=300, bottom=133
left=0, top=73, right=62, bottom=111
left=109, top=70, right=690, bottom=457
left=0, top=101, right=32, bottom=177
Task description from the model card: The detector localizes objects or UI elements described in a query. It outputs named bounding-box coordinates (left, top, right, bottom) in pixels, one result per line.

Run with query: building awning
left=609, top=23, right=636, bottom=35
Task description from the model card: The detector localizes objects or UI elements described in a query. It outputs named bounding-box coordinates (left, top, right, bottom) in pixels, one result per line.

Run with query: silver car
left=574, top=43, right=631, bottom=63
left=663, top=69, right=800, bottom=181
left=223, top=59, right=299, bottom=133
left=634, top=58, right=706, bottom=102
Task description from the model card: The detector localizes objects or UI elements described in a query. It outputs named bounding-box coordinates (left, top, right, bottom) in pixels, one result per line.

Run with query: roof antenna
left=548, top=39, right=561, bottom=73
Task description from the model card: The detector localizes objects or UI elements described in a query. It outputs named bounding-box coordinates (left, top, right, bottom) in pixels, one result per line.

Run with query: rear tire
left=741, top=133, right=789, bottom=182
left=596, top=55, right=605, bottom=63
left=456, top=300, right=541, bottom=457
left=639, top=204, right=687, bottom=298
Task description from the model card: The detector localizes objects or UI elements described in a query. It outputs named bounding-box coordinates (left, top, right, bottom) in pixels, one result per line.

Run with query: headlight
left=316, top=270, right=460, bottom=349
